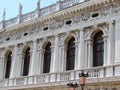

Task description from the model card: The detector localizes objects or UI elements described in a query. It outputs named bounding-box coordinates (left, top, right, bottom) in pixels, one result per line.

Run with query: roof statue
left=37, top=0, right=40, bottom=9
left=3, top=8, right=6, bottom=21
left=19, top=3, right=22, bottom=15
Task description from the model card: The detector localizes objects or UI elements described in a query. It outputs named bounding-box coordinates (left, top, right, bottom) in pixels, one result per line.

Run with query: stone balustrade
left=0, top=0, right=90, bottom=29
left=0, top=64, right=120, bottom=88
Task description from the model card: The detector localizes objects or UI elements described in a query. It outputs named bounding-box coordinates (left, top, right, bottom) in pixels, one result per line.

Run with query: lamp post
left=67, top=82, right=78, bottom=90
left=78, top=71, right=89, bottom=90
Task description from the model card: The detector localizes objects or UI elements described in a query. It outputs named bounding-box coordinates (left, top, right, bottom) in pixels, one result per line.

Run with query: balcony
left=0, top=64, right=120, bottom=88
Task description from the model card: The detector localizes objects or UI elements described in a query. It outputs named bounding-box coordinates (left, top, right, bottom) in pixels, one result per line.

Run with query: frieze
left=80, top=13, right=90, bottom=21
left=0, top=4, right=120, bottom=45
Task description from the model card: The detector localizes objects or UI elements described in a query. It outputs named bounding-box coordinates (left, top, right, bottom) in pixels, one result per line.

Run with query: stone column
left=115, top=20, right=120, bottom=64
left=77, top=29, right=85, bottom=69
left=74, top=41, right=79, bottom=69
left=107, top=21, right=115, bottom=65
left=59, top=44, right=67, bottom=71
left=0, top=58, right=5, bottom=79
left=87, top=39, right=93, bottom=68
left=103, top=36, right=108, bottom=66
left=84, top=39, right=93, bottom=68
left=36, top=49, right=45, bottom=74
left=29, top=40, right=37, bottom=75
left=17, top=54, right=24, bottom=76
left=50, top=36, right=59, bottom=72
left=84, top=41, right=88, bottom=67
left=10, top=45, right=18, bottom=78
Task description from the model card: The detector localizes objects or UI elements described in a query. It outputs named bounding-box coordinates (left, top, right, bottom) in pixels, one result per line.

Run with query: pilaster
left=50, top=35, right=59, bottom=73
left=29, top=40, right=37, bottom=75
left=77, top=29, right=85, bottom=69
left=115, top=20, right=120, bottom=64
left=0, top=58, right=5, bottom=79
left=36, top=48, right=45, bottom=74
left=107, top=21, right=115, bottom=65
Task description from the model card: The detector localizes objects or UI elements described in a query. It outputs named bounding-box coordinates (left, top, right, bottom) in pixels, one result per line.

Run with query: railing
left=0, top=0, right=90, bottom=29
left=0, top=64, right=120, bottom=88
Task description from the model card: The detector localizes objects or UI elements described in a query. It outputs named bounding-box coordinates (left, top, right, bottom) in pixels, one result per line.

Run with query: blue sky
left=0, top=0, right=58, bottom=21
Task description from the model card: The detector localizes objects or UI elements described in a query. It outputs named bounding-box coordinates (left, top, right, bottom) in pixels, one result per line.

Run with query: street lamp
left=67, top=82, right=78, bottom=90
left=78, top=71, right=89, bottom=90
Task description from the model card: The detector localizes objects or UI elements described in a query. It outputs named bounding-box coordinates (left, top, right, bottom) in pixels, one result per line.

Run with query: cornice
left=1, top=0, right=119, bottom=34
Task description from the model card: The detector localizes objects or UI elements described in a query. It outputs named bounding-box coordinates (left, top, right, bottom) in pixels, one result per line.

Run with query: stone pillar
left=17, top=54, right=24, bottom=76
left=74, top=41, right=79, bottom=69
left=87, top=39, right=93, bottom=68
left=84, top=39, right=93, bottom=68
left=77, top=29, right=85, bottom=69
left=29, top=40, right=37, bottom=75
left=36, top=49, right=45, bottom=74
left=103, top=36, right=108, bottom=66
left=10, top=45, right=18, bottom=78
left=115, top=20, right=120, bottom=64
left=85, top=41, right=88, bottom=67
left=50, top=36, right=59, bottom=72
left=107, top=21, right=115, bottom=65
left=59, top=44, right=67, bottom=71
left=0, top=58, right=5, bottom=79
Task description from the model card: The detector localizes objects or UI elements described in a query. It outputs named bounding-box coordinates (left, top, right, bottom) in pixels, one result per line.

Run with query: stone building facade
left=0, top=0, right=120, bottom=90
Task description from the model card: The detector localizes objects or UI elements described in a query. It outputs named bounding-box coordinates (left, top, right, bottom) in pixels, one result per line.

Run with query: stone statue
left=3, top=8, right=6, bottom=21
left=19, top=3, right=22, bottom=15
left=37, top=0, right=40, bottom=9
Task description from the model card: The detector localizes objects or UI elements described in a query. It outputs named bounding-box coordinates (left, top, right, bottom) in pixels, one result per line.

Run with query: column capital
left=84, top=38, right=93, bottom=44
left=107, top=20, right=115, bottom=24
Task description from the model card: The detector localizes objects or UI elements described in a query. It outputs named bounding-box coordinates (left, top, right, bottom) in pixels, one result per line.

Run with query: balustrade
left=0, top=0, right=89, bottom=29
left=0, top=65, right=120, bottom=88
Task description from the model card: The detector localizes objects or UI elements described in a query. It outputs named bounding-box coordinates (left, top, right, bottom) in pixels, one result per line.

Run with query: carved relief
left=29, top=27, right=36, bottom=35
left=58, top=33, right=66, bottom=45
left=71, top=30, right=80, bottom=42
left=48, top=36, right=55, bottom=46
left=55, top=21, right=64, bottom=29
left=80, top=13, right=90, bottom=21
left=37, top=39, right=43, bottom=49
left=111, top=4, right=120, bottom=14
left=27, top=41, right=34, bottom=51
left=0, top=4, right=120, bottom=46
left=100, top=7, right=110, bottom=16
left=73, top=15, right=80, bottom=23
left=18, top=44, right=23, bottom=54
left=85, top=27, right=92, bottom=39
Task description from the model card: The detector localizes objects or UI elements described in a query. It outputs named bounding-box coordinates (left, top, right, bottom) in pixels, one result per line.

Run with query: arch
left=66, top=37, right=75, bottom=70
left=22, top=44, right=30, bottom=54
left=22, top=46, right=30, bottom=76
left=93, top=31, right=104, bottom=67
left=88, top=27, right=106, bottom=39
left=41, top=38, right=52, bottom=49
left=43, top=42, right=51, bottom=73
left=5, top=50, right=12, bottom=78
left=64, top=34, right=76, bottom=44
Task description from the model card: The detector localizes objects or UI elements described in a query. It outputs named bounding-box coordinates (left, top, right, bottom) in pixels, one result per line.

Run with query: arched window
left=5, top=52, right=12, bottom=78
left=66, top=37, right=75, bottom=70
left=43, top=42, right=51, bottom=73
left=23, top=47, right=30, bottom=76
left=93, top=31, right=104, bottom=67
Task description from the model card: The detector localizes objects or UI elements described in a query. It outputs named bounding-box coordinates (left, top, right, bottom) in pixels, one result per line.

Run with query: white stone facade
left=0, top=0, right=120, bottom=90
